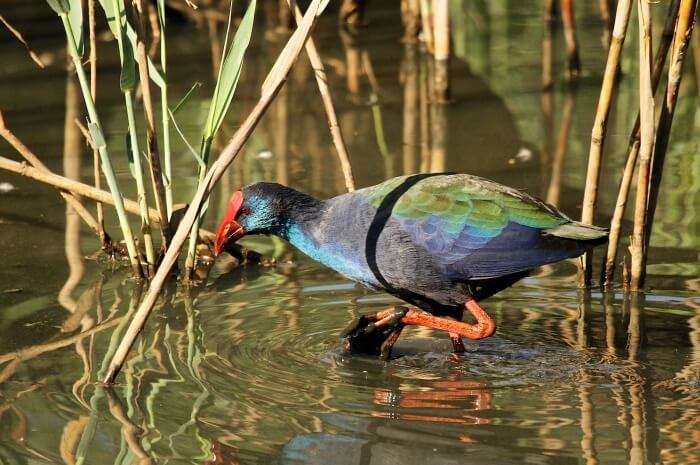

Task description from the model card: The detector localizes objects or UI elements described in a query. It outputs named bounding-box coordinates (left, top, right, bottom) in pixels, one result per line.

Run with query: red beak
left=213, top=191, right=247, bottom=256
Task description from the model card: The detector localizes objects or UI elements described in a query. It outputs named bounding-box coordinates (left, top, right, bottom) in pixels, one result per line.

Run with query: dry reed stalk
left=0, top=13, right=45, bottom=68
left=629, top=0, right=654, bottom=290
left=402, top=43, right=419, bottom=174
left=287, top=0, right=356, bottom=192
left=102, top=0, right=326, bottom=384
left=87, top=0, right=106, bottom=246
left=277, top=0, right=292, bottom=31
left=419, top=55, right=431, bottom=172
left=146, top=1, right=160, bottom=57
left=578, top=0, right=632, bottom=286
left=428, top=56, right=445, bottom=172
left=131, top=0, right=172, bottom=247
left=603, top=0, right=681, bottom=287
left=339, top=0, right=365, bottom=28
left=542, top=0, right=555, bottom=90
left=643, top=0, right=697, bottom=270
left=419, top=0, right=434, bottom=54
left=0, top=155, right=218, bottom=243
left=401, top=0, right=421, bottom=42
left=0, top=114, right=100, bottom=235
left=560, top=0, right=581, bottom=81
left=432, top=0, right=449, bottom=101
left=340, top=28, right=361, bottom=96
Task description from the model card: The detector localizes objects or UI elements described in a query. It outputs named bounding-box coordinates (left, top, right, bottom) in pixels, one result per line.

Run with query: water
left=1, top=2, right=699, bottom=464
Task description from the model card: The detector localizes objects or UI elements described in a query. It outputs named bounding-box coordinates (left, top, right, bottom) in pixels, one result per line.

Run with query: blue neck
left=278, top=204, right=373, bottom=285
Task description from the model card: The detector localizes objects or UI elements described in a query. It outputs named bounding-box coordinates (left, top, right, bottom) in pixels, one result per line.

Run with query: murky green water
left=1, top=2, right=699, bottom=464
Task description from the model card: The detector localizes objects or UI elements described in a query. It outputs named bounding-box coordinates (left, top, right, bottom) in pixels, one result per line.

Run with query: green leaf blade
left=48, top=0, right=83, bottom=56
left=204, top=0, right=256, bottom=139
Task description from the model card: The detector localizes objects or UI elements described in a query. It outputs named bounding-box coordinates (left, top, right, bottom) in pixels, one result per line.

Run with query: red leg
left=400, top=300, right=496, bottom=340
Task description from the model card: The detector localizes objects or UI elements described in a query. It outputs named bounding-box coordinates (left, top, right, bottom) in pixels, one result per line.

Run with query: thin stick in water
left=0, top=13, right=45, bottom=68
left=0, top=113, right=100, bottom=236
left=286, top=0, right=356, bottom=192
left=131, top=0, right=172, bottom=247
left=432, top=0, right=450, bottom=101
left=102, top=0, right=326, bottom=385
left=87, top=0, right=107, bottom=247
left=0, top=155, right=217, bottom=243
left=629, top=0, right=654, bottom=290
left=578, top=0, right=632, bottom=286
left=643, top=0, right=697, bottom=275
left=603, top=0, right=681, bottom=287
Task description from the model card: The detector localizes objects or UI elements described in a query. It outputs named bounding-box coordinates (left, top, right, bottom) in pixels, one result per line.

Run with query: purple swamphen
left=213, top=173, right=608, bottom=358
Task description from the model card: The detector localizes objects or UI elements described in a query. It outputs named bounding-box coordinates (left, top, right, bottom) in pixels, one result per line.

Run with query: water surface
left=1, top=2, right=699, bottom=464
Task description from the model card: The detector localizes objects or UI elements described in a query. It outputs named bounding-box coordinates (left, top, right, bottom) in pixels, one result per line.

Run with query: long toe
left=343, top=306, right=407, bottom=356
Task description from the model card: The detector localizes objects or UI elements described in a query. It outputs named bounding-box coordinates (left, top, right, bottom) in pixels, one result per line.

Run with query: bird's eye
left=239, top=207, right=251, bottom=217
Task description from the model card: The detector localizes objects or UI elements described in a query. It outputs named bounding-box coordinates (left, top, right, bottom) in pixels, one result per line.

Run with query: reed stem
left=87, top=0, right=107, bottom=246
left=124, top=91, right=157, bottom=273
left=157, top=0, right=173, bottom=220
left=60, top=12, right=143, bottom=278
left=419, top=0, right=434, bottom=54
left=131, top=0, right=172, bottom=249
left=287, top=0, right=355, bottom=192
left=401, top=0, right=421, bottom=42
left=102, top=0, right=326, bottom=384
left=184, top=137, right=212, bottom=278
left=603, top=0, right=680, bottom=287
left=109, top=0, right=155, bottom=272
left=642, top=0, right=696, bottom=277
left=432, top=0, right=449, bottom=101
left=629, top=0, right=654, bottom=290
left=542, top=0, right=555, bottom=91
left=578, top=0, right=632, bottom=286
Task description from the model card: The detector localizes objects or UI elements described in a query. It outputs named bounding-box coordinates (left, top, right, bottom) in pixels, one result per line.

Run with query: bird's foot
left=342, top=306, right=408, bottom=360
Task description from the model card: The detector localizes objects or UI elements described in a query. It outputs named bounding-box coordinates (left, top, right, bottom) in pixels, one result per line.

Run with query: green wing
left=359, top=174, right=584, bottom=278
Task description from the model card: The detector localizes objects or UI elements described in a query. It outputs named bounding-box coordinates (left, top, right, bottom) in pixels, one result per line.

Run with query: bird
left=213, top=173, right=608, bottom=359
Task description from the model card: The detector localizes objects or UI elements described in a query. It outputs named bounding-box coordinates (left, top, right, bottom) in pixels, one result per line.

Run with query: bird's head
left=213, top=183, right=286, bottom=256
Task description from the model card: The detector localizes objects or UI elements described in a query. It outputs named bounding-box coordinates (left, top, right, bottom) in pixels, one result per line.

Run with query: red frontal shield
left=214, top=191, right=246, bottom=256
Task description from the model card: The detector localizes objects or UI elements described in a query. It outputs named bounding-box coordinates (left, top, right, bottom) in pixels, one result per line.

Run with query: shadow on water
left=0, top=1, right=699, bottom=464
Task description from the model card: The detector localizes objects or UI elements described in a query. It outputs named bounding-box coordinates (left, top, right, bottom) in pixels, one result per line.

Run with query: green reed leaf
left=172, top=82, right=202, bottom=115
left=120, top=36, right=137, bottom=91
left=156, top=0, right=166, bottom=28
left=97, top=0, right=164, bottom=89
left=125, top=134, right=137, bottom=179
left=46, top=0, right=70, bottom=14
left=47, top=0, right=84, bottom=57
left=203, top=0, right=256, bottom=139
